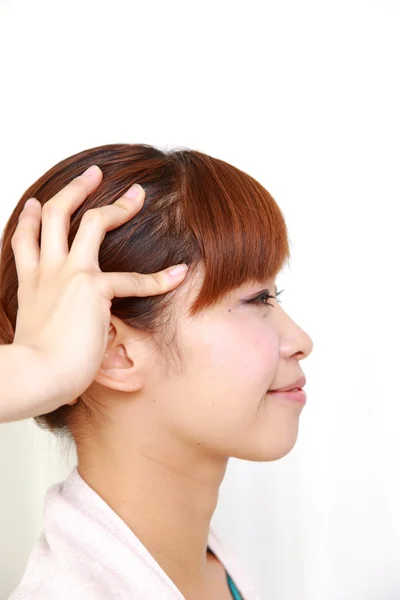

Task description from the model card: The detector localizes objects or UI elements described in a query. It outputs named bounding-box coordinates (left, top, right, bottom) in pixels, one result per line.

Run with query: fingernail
left=24, top=198, right=38, bottom=208
left=124, top=183, right=143, bottom=199
left=83, top=165, right=101, bottom=177
left=167, top=264, right=188, bottom=277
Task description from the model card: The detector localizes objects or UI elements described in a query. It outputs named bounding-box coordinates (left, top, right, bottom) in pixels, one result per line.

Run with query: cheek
left=160, top=319, right=284, bottom=452
left=188, top=319, right=279, bottom=396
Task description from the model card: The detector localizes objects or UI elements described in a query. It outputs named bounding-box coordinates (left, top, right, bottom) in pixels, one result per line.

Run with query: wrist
left=4, top=343, right=61, bottom=421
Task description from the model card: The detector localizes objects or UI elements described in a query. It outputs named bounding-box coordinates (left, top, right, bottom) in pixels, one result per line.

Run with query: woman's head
left=0, top=143, right=313, bottom=462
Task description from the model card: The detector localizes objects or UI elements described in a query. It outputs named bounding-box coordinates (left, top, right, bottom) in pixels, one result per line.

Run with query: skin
left=0, top=167, right=187, bottom=423
left=2, top=162, right=312, bottom=598
left=76, top=267, right=313, bottom=599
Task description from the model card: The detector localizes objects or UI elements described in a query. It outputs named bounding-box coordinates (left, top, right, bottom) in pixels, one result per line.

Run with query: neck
left=76, top=428, right=229, bottom=593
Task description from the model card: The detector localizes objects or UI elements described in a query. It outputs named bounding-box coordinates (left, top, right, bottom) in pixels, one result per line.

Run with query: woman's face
left=118, top=269, right=314, bottom=463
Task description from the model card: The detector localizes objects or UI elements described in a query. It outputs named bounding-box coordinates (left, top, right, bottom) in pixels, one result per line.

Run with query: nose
left=279, top=312, right=313, bottom=361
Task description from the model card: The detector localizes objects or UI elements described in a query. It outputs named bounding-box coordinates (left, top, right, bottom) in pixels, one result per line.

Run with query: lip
left=269, top=376, right=306, bottom=393
left=267, top=389, right=307, bottom=404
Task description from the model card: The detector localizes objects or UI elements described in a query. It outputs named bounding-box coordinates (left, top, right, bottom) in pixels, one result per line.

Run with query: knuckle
left=10, top=231, right=20, bottom=249
left=11, top=226, right=26, bottom=245
left=81, top=208, right=104, bottom=228
left=97, top=274, right=113, bottom=298
left=113, top=197, right=133, bottom=213
left=149, top=273, right=163, bottom=291
left=70, top=176, right=89, bottom=193
left=70, top=270, right=93, bottom=288
left=42, top=201, right=62, bottom=218
left=129, top=271, right=143, bottom=289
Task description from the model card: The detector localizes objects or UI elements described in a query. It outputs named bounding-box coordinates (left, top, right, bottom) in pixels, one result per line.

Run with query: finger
left=39, top=165, right=103, bottom=270
left=67, top=184, right=145, bottom=269
left=101, top=264, right=188, bottom=300
left=11, top=198, right=42, bottom=281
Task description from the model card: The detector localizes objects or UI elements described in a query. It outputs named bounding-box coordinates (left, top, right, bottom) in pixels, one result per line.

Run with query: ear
left=95, top=319, right=147, bottom=394
left=66, top=319, right=148, bottom=406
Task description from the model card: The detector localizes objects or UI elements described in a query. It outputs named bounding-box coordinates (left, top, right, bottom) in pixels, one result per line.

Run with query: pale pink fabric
left=9, top=467, right=260, bottom=599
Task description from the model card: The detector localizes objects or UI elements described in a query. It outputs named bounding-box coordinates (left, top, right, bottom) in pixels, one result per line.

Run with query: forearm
left=0, top=343, right=56, bottom=423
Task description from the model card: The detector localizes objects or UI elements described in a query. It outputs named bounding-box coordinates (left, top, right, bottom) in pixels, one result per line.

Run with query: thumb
left=103, top=264, right=188, bottom=299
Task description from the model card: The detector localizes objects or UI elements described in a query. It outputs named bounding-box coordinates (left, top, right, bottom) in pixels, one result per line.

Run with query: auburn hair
left=0, top=144, right=291, bottom=435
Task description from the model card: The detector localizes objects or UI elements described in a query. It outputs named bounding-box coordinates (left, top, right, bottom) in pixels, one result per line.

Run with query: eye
left=245, top=289, right=284, bottom=308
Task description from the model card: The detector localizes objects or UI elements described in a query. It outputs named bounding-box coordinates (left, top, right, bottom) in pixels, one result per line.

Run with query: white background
left=0, top=1, right=399, bottom=599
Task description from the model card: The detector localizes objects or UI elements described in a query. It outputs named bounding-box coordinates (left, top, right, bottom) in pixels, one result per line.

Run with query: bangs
left=175, top=151, right=291, bottom=314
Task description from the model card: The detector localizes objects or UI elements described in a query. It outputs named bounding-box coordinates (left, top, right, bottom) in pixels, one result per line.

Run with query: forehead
left=186, top=266, right=277, bottom=294
left=172, top=265, right=279, bottom=320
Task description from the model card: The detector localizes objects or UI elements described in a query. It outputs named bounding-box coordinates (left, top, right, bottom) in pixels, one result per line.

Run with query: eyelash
left=246, top=289, right=284, bottom=308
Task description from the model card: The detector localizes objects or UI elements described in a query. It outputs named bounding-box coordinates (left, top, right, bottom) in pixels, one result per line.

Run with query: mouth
left=267, top=388, right=307, bottom=405
left=269, top=376, right=306, bottom=393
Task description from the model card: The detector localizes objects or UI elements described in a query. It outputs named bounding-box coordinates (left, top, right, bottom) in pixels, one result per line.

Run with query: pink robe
left=9, top=467, right=260, bottom=599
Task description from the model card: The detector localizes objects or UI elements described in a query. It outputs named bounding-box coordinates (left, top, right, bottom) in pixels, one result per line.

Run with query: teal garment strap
left=227, top=572, right=243, bottom=600
left=207, top=546, right=243, bottom=600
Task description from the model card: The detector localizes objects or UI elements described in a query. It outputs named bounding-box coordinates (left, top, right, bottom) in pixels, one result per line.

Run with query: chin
left=230, top=426, right=300, bottom=462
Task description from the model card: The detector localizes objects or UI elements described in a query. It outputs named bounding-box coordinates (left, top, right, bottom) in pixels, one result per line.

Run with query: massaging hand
left=7, top=165, right=187, bottom=419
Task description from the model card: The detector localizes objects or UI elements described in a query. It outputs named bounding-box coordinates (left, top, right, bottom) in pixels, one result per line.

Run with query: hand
left=10, top=165, right=187, bottom=414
